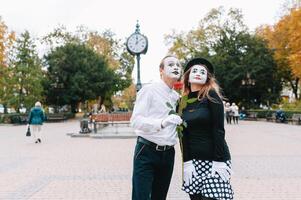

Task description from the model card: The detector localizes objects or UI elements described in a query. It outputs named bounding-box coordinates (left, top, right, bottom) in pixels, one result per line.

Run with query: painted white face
left=189, top=65, right=208, bottom=85
left=163, top=57, right=182, bottom=79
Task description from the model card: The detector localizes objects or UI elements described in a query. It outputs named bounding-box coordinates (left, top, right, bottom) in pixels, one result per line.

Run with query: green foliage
left=280, top=99, right=301, bottom=110
left=177, top=95, right=188, bottom=115
left=167, top=7, right=282, bottom=109
left=186, top=97, right=198, bottom=104
left=211, top=32, right=282, bottom=108
left=247, top=109, right=274, bottom=118
left=5, top=31, right=44, bottom=110
left=248, top=109, right=301, bottom=119
left=0, top=66, right=10, bottom=103
left=42, top=26, right=134, bottom=108
left=166, top=96, right=197, bottom=139
left=46, top=112, right=75, bottom=120
left=44, top=43, right=119, bottom=112
left=0, top=113, right=28, bottom=124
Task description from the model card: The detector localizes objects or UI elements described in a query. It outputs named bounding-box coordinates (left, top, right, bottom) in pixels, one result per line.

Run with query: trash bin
left=79, top=118, right=91, bottom=134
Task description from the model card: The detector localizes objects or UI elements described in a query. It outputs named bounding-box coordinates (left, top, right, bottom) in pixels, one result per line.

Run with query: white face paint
left=189, top=65, right=208, bottom=85
left=163, top=57, right=182, bottom=79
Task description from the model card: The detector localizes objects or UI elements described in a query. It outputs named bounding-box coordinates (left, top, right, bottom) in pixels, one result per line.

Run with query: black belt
left=138, top=136, right=174, bottom=151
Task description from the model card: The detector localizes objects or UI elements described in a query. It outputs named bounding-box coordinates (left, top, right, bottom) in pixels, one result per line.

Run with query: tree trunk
left=71, top=102, right=77, bottom=113
left=98, top=96, right=102, bottom=110
left=98, top=96, right=105, bottom=109
left=290, top=77, right=299, bottom=100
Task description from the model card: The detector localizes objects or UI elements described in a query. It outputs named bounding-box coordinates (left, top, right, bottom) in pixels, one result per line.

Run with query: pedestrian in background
left=225, top=102, right=232, bottom=124
left=231, top=103, right=239, bottom=124
left=28, top=101, right=46, bottom=143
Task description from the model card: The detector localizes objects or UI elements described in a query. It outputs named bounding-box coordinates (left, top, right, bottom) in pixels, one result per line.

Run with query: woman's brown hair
left=183, top=65, right=224, bottom=103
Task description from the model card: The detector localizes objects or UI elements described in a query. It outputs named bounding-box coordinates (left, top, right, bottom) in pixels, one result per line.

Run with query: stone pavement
left=0, top=120, right=301, bottom=200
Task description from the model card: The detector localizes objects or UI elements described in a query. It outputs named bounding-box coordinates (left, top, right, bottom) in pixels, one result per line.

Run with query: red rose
left=173, top=81, right=183, bottom=90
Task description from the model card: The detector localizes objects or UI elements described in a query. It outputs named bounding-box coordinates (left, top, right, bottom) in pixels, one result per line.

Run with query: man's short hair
left=159, top=55, right=178, bottom=69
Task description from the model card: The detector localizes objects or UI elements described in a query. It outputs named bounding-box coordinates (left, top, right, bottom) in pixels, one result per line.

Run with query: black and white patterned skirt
left=182, top=159, right=234, bottom=200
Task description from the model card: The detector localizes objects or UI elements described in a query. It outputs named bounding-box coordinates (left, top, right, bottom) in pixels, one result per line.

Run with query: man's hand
left=211, top=161, right=232, bottom=182
left=161, top=114, right=183, bottom=128
left=183, top=160, right=197, bottom=186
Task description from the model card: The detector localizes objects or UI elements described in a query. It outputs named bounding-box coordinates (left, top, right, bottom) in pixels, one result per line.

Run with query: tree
left=256, top=6, right=301, bottom=99
left=8, top=31, right=44, bottom=110
left=212, top=31, right=282, bottom=108
left=165, top=7, right=248, bottom=64
left=44, top=43, right=118, bottom=113
left=42, top=26, right=134, bottom=108
left=287, top=9, right=301, bottom=79
left=0, top=17, right=15, bottom=66
left=85, top=30, right=134, bottom=106
left=0, top=17, right=15, bottom=105
left=166, top=7, right=282, bottom=108
left=112, top=83, right=137, bottom=111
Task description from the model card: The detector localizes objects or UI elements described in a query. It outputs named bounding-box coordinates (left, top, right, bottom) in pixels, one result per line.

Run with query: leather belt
left=138, top=136, right=174, bottom=151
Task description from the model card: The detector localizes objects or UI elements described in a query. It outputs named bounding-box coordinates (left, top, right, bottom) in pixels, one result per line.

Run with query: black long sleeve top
left=182, top=89, right=231, bottom=162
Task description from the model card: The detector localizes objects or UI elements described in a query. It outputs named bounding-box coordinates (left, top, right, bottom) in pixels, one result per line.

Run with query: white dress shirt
left=130, top=79, right=180, bottom=146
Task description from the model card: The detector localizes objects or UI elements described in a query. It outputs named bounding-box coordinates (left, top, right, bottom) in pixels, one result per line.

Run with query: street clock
left=126, top=33, right=148, bottom=55
left=126, top=21, right=148, bottom=91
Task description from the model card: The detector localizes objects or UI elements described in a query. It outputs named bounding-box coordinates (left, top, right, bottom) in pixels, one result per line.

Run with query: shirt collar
left=159, top=79, right=173, bottom=93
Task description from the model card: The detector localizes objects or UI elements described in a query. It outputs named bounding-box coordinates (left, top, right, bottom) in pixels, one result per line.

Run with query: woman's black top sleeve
left=208, top=90, right=231, bottom=161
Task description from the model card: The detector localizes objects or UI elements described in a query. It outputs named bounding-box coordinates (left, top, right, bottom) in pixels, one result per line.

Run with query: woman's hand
left=211, top=161, right=232, bottom=182
left=183, top=160, right=197, bottom=186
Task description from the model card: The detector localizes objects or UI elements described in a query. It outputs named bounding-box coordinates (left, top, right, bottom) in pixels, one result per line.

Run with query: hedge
left=247, top=109, right=301, bottom=119
left=0, top=112, right=75, bottom=124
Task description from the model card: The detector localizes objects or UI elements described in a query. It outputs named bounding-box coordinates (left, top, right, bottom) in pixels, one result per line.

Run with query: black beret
left=184, top=57, right=214, bottom=74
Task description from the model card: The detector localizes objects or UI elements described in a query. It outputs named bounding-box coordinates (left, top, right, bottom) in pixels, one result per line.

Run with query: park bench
left=91, top=112, right=132, bottom=133
left=266, top=113, right=276, bottom=122
left=9, top=114, right=28, bottom=124
left=290, top=114, right=301, bottom=125
left=46, top=113, right=67, bottom=122
left=245, top=112, right=258, bottom=121
left=19, top=115, right=28, bottom=124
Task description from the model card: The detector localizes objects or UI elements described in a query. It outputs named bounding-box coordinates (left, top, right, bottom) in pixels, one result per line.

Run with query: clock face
left=127, top=33, right=148, bottom=54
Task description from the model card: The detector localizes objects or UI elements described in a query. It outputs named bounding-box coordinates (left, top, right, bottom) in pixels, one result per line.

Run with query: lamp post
left=241, top=72, right=256, bottom=108
left=51, top=76, right=64, bottom=113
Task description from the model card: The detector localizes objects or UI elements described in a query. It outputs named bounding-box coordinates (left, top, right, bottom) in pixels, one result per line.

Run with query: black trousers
left=132, top=139, right=175, bottom=200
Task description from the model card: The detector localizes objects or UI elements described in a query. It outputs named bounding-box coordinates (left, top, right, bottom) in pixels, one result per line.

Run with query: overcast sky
left=0, top=0, right=286, bottom=83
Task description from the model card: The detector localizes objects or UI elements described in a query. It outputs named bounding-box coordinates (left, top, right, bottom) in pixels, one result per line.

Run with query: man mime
left=131, top=55, right=183, bottom=200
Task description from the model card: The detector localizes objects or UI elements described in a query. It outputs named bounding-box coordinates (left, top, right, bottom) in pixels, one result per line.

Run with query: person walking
left=28, top=101, right=46, bottom=143
left=130, top=55, right=183, bottom=200
left=231, top=103, right=239, bottom=124
left=225, top=102, right=232, bottom=125
left=181, top=58, right=234, bottom=200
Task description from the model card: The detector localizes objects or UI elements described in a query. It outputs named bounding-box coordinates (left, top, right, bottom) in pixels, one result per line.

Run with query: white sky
left=0, top=0, right=286, bottom=83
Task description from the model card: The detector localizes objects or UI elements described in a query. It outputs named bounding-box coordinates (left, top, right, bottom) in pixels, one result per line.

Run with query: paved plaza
left=0, top=119, right=301, bottom=200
